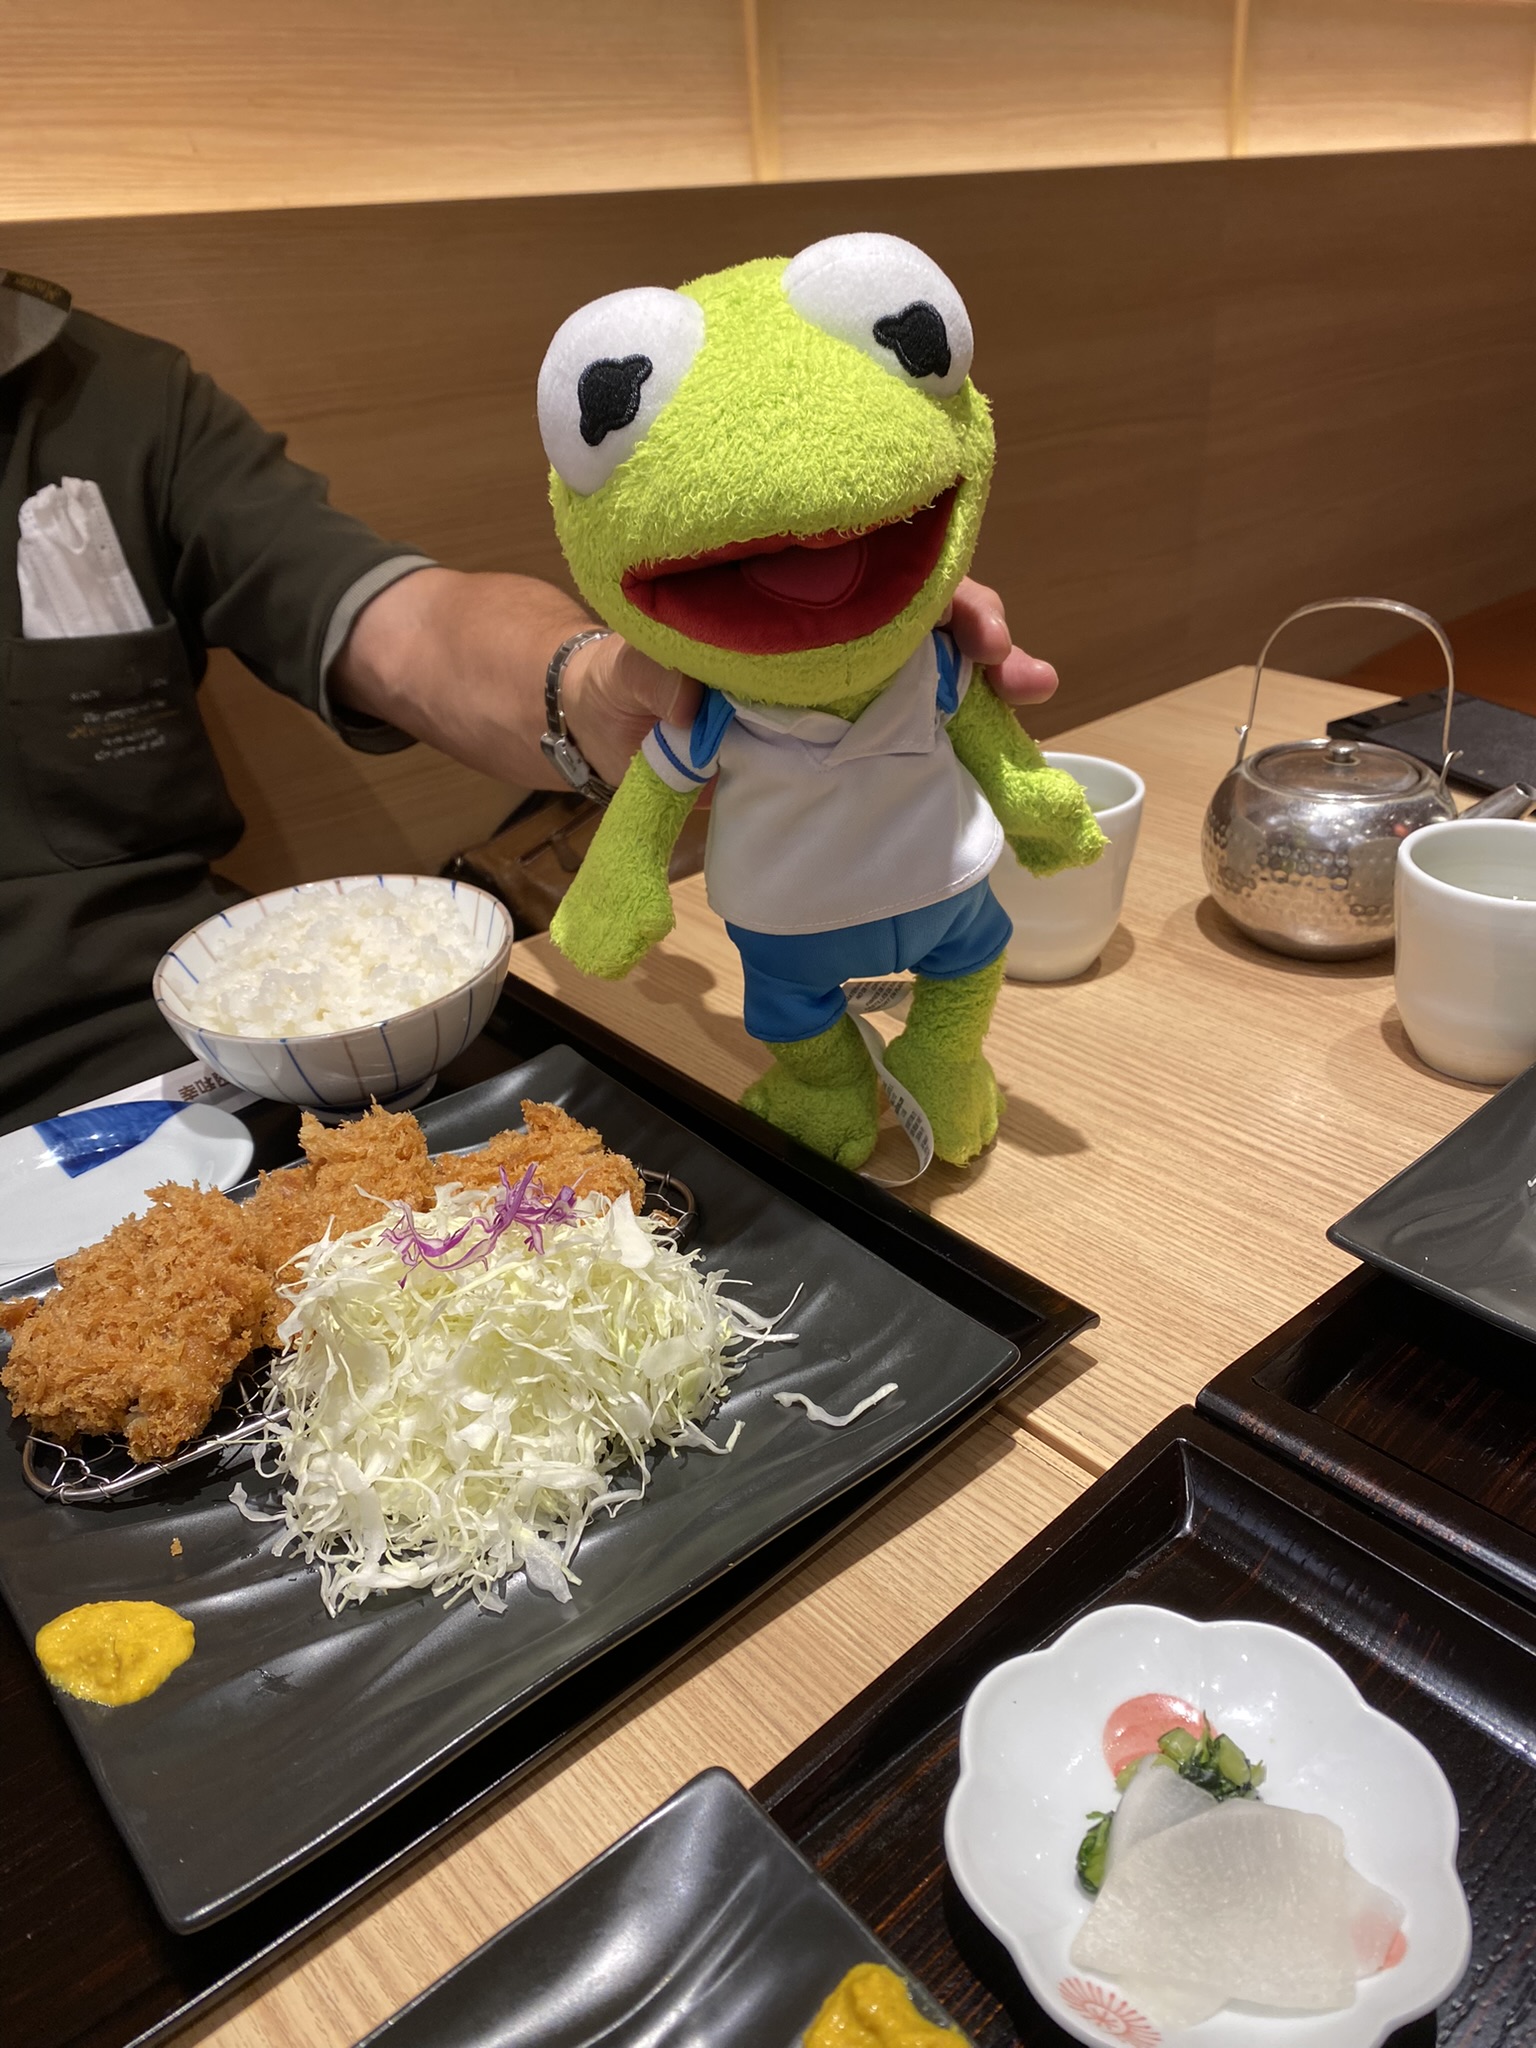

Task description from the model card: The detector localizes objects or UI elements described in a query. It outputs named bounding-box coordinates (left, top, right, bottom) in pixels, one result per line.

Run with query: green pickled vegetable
left=1076, top=1810, right=1113, bottom=1896
left=1156, top=1718, right=1265, bottom=1801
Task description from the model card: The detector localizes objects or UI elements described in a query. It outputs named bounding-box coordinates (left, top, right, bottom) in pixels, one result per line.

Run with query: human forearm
left=330, top=567, right=591, bottom=787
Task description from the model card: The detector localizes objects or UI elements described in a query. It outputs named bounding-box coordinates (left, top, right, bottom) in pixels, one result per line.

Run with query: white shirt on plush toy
left=640, top=629, right=1003, bottom=937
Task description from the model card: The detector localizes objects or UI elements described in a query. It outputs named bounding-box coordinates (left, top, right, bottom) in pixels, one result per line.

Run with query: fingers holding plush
left=563, top=634, right=700, bottom=789
left=945, top=576, right=1060, bottom=709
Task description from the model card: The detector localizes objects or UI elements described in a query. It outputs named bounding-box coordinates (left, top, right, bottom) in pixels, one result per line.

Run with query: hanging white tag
left=843, top=978, right=914, bottom=1018
left=842, top=975, right=935, bottom=1186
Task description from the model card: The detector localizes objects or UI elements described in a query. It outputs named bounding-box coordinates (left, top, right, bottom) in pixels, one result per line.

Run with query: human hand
left=562, top=634, right=700, bottom=790
left=945, top=576, right=1059, bottom=709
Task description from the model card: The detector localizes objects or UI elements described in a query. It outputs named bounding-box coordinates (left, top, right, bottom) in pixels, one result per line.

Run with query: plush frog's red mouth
left=620, top=486, right=958, bottom=656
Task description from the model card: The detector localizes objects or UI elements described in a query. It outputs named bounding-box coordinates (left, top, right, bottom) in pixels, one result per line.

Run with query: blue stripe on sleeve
left=651, top=724, right=712, bottom=784
left=933, top=630, right=961, bottom=716
left=689, top=686, right=737, bottom=769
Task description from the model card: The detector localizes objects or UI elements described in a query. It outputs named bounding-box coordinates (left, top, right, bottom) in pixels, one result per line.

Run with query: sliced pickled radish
left=1103, top=1756, right=1217, bottom=1880
left=1346, top=1866, right=1406, bottom=1976
left=1072, top=1801, right=1359, bottom=2018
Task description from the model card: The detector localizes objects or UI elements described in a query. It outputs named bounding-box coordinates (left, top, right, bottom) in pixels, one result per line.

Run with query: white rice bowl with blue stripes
left=153, top=876, right=513, bottom=1114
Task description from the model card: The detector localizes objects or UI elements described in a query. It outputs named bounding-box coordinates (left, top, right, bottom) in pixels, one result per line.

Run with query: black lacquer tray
left=0, top=1000, right=1092, bottom=2048
left=1199, top=1263, right=1536, bottom=1608
left=756, top=1410, right=1536, bottom=2048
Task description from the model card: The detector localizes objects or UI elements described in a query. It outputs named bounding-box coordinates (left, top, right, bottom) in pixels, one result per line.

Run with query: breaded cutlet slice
left=242, top=1103, right=439, bottom=1340
left=0, top=1183, right=270, bottom=1462
left=440, top=1099, right=645, bottom=1210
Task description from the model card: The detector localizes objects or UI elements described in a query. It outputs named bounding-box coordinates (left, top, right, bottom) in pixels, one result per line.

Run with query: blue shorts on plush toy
left=727, top=879, right=1012, bottom=1043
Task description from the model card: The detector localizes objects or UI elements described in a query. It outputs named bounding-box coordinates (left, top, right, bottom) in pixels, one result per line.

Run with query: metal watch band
left=540, top=627, right=617, bottom=804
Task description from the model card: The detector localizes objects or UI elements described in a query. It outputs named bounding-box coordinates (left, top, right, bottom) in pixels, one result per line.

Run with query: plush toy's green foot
left=884, top=958, right=1007, bottom=1166
left=741, top=1014, right=880, bottom=1169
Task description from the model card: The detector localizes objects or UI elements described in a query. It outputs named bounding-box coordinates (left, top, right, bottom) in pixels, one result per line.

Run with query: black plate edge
left=354, top=1766, right=965, bottom=2047
left=1197, top=1267, right=1536, bottom=1610
left=1324, top=1065, right=1531, bottom=1345
left=752, top=1404, right=1536, bottom=1836
left=492, top=981, right=1098, bottom=1353
left=110, top=1385, right=1039, bottom=2048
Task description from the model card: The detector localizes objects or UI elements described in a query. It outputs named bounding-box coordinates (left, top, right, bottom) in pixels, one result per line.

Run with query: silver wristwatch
left=540, top=627, right=617, bottom=804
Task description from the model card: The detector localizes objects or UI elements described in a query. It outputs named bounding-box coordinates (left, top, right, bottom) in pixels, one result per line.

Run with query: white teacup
left=1396, top=818, right=1536, bottom=1084
left=989, top=751, right=1145, bottom=982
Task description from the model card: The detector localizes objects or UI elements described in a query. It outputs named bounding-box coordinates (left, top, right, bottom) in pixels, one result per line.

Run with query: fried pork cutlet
left=441, top=1099, right=645, bottom=1211
left=2, top=1100, right=646, bottom=1461
left=1, top=1184, right=269, bottom=1461
left=243, top=1104, right=438, bottom=1338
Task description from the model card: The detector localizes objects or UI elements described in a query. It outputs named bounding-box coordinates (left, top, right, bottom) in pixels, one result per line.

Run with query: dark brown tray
left=1199, top=1264, right=1536, bottom=1608
left=0, top=1004, right=1092, bottom=2048
left=755, top=1409, right=1536, bottom=2048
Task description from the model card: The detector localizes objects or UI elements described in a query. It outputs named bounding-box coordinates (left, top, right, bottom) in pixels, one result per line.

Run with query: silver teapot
left=1202, top=597, right=1458, bottom=960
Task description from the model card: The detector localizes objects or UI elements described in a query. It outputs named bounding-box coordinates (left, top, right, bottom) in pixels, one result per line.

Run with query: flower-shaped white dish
left=153, top=876, right=513, bottom=1116
left=945, top=1603, right=1470, bottom=2048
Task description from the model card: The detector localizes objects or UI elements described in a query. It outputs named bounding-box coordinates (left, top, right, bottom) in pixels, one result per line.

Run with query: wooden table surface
left=191, top=666, right=1484, bottom=2048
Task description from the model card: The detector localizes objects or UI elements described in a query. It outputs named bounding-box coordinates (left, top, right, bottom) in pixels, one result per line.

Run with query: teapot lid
left=1248, top=737, right=1434, bottom=802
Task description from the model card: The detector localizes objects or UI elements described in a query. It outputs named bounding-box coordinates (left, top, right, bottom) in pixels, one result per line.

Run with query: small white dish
left=0, top=1101, right=253, bottom=1286
left=945, top=1603, right=1470, bottom=2048
left=152, top=875, right=513, bottom=1116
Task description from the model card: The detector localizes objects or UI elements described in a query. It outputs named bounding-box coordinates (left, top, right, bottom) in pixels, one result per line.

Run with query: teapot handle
left=1235, top=596, right=1456, bottom=785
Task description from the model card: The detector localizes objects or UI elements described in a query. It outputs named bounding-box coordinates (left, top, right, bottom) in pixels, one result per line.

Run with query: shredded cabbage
left=237, top=1187, right=787, bottom=1613
left=773, top=1383, right=898, bottom=1428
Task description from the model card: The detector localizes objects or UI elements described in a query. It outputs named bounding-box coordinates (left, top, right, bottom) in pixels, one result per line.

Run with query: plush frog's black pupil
left=578, top=354, right=653, bottom=447
left=872, top=301, right=950, bottom=381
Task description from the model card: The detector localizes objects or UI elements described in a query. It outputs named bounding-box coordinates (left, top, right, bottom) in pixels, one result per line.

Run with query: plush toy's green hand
left=549, top=756, right=700, bottom=979
left=947, top=675, right=1107, bottom=877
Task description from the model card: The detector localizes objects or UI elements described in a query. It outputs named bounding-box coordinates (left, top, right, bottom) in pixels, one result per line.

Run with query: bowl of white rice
left=153, top=875, right=514, bottom=1115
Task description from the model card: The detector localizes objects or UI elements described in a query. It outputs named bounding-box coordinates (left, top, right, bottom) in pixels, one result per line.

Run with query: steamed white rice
left=182, top=891, right=484, bottom=1037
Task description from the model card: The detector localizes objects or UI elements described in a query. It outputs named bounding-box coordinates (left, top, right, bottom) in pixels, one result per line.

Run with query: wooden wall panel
left=4, top=3, right=1533, bottom=226
left=0, top=1, right=755, bottom=221
left=1189, top=145, right=1536, bottom=682
left=5, top=144, right=1534, bottom=888
left=767, top=0, right=1235, bottom=179
left=1243, top=0, right=1536, bottom=157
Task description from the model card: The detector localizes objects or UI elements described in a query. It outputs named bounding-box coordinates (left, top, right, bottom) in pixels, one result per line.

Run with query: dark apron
left=0, top=393, right=247, bottom=1132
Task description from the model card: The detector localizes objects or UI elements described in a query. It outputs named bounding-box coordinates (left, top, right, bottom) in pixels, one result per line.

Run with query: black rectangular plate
left=0, top=1045, right=1024, bottom=1933
left=755, top=1410, right=1536, bottom=2048
left=1329, top=1058, right=1536, bottom=1343
left=1, top=1011, right=1091, bottom=2048
left=1199, top=1264, right=1536, bottom=1607
left=1326, top=688, right=1536, bottom=796
left=359, top=1768, right=963, bottom=2046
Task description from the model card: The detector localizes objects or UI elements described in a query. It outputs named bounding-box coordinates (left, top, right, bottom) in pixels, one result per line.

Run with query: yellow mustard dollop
left=804, top=1963, right=962, bottom=2048
left=35, top=1599, right=195, bottom=1705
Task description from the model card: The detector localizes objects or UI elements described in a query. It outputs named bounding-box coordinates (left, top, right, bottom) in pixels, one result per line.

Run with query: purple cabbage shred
left=383, top=1165, right=580, bottom=1275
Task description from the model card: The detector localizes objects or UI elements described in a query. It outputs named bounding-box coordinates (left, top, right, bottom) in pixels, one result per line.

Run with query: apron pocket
left=3, top=623, right=244, bottom=869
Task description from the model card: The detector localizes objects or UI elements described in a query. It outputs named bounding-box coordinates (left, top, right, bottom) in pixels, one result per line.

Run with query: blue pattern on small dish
left=35, top=1101, right=188, bottom=1179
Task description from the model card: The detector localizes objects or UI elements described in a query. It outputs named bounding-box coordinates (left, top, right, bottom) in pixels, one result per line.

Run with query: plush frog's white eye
left=537, top=287, right=705, bottom=495
left=782, top=232, right=973, bottom=399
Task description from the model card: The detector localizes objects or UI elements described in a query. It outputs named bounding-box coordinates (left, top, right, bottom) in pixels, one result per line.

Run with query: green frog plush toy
left=541, top=232, right=1104, bottom=1170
